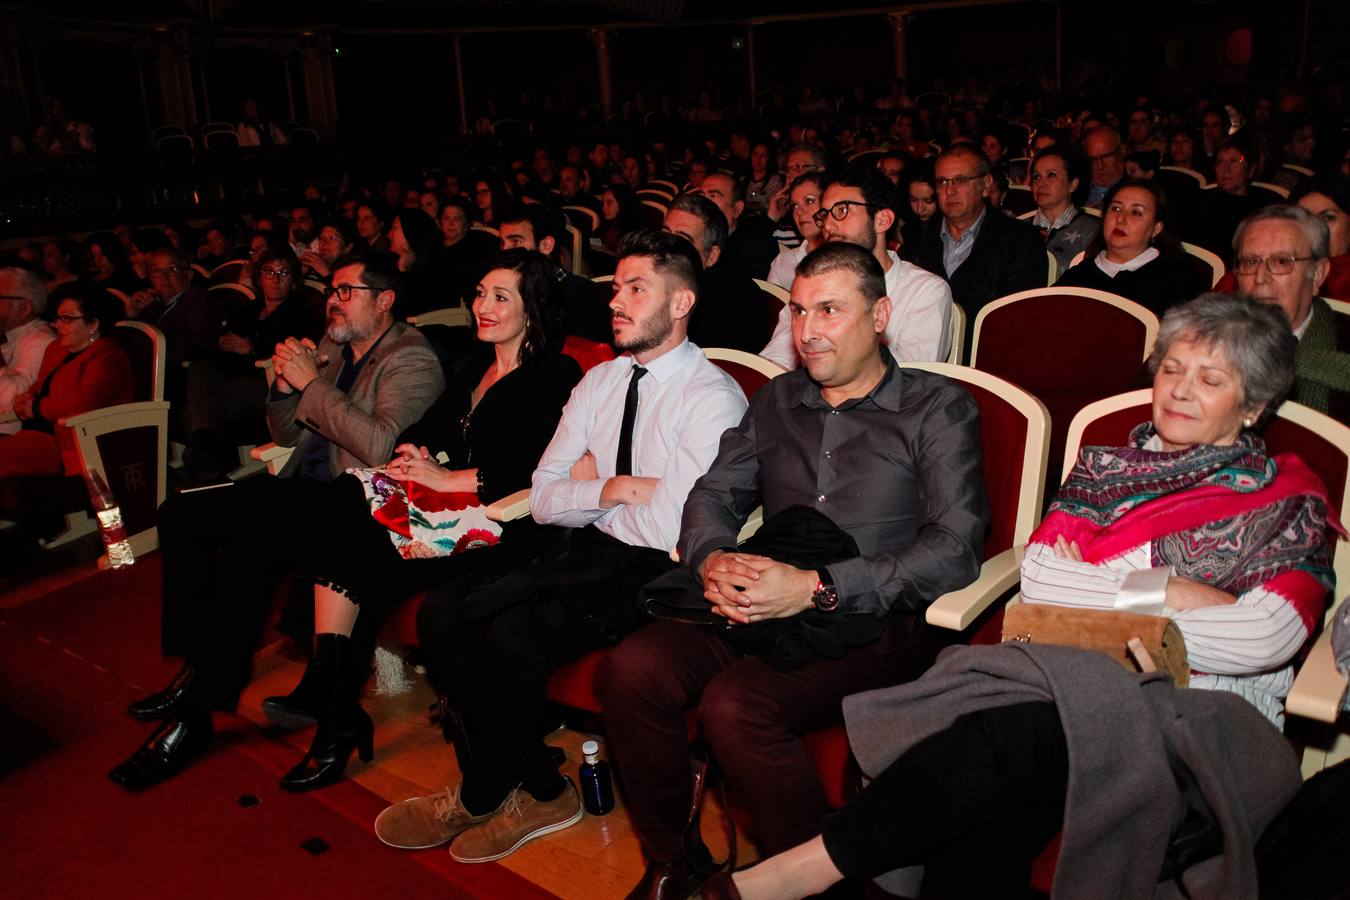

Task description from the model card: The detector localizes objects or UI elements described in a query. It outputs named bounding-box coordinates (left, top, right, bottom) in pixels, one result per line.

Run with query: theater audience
left=604, top=242, right=986, bottom=898
left=355, top=202, right=391, bottom=254
left=745, top=140, right=783, bottom=216
left=702, top=172, right=779, bottom=282
left=0, top=285, right=130, bottom=503
left=1055, top=178, right=1206, bottom=317
left=267, top=252, right=582, bottom=790
left=766, top=173, right=826, bottom=290
left=898, top=162, right=937, bottom=260
left=473, top=176, right=512, bottom=227
left=438, top=196, right=489, bottom=307
left=0, top=267, right=56, bottom=436
left=372, top=230, right=746, bottom=864
left=237, top=98, right=287, bottom=147
left=765, top=166, right=953, bottom=368
left=1164, top=124, right=1208, bottom=178
left=1292, top=177, right=1350, bottom=301
left=599, top=184, right=642, bottom=253
left=913, top=145, right=1045, bottom=355
left=180, top=246, right=311, bottom=480
left=134, top=247, right=224, bottom=398
left=1189, top=132, right=1267, bottom=255
left=301, top=218, right=357, bottom=281
left=1081, top=125, right=1126, bottom=208
left=698, top=293, right=1334, bottom=900
left=40, top=237, right=80, bottom=294
left=1232, top=205, right=1346, bottom=418
left=497, top=206, right=612, bottom=344
left=1030, top=148, right=1099, bottom=272
left=82, top=231, right=138, bottom=294
left=388, top=209, right=450, bottom=317
left=110, top=251, right=445, bottom=791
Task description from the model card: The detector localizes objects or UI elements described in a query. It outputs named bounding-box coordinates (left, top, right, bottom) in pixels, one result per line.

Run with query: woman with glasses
left=300, top=219, right=357, bottom=282
left=0, top=285, right=131, bottom=536
left=1187, top=132, right=1268, bottom=255
left=1055, top=178, right=1207, bottom=317
left=1029, top=148, right=1099, bottom=273
left=179, top=247, right=312, bottom=482
left=262, top=251, right=582, bottom=791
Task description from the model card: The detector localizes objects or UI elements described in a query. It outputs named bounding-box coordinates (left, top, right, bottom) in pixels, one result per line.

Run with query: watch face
left=813, top=584, right=840, bottom=612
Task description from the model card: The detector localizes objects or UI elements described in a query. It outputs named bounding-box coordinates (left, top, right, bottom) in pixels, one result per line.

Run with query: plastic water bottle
left=578, top=739, right=614, bottom=816
left=85, top=469, right=135, bottom=569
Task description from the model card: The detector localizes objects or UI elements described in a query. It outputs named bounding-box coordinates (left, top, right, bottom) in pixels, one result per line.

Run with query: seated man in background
left=913, top=145, right=1045, bottom=358
left=0, top=266, right=55, bottom=435
left=110, top=250, right=445, bottom=790
left=763, top=166, right=954, bottom=369
left=701, top=172, right=779, bottom=282
left=602, top=242, right=988, bottom=898
left=132, top=246, right=224, bottom=411
left=497, top=205, right=613, bottom=344
left=1232, top=204, right=1346, bottom=419
left=374, top=230, right=747, bottom=864
left=663, top=192, right=772, bottom=353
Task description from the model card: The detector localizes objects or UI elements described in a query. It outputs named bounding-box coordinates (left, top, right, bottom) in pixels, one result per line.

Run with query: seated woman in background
left=260, top=251, right=583, bottom=791
left=0, top=286, right=132, bottom=532
left=1293, top=176, right=1350, bottom=301
left=1030, top=147, right=1099, bottom=273
left=766, top=173, right=826, bottom=290
left=744, top=139, right=783, bottom=217
left=438, top=197, right=488, bottom=307
left=898, top=163, right=937, bottom=261
left=1055, top=178, right=1207, bottom=317
left=1164, top=124, right=1210, bottom=180
left=473, top=176, right=512, bottom=228
left=179, top=247, right=312, bottom=481
left=354, top=202, right=391, bottom=254
left=599, top=184, right=642, bottom=254
left=300, top=218, right=357, bottom=283
left=1188, top=132, right=1267, bottom=255
left=388, top=208, right=452, bottom=318
left=81, top=231, right=139, bottom=294
left=697, top=294, right=1337, bottom=900
left=40, top=236, right=81, bottom=294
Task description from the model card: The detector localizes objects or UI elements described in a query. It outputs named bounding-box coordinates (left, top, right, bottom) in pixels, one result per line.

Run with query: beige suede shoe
left=448, top=781, right=584, bottom=863
left=374, top=785, right=500, bottom=850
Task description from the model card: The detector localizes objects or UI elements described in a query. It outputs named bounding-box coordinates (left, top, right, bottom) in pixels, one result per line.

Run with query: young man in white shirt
left=761, top=166, right=954, bottom=369
left=0, top=267, right=56, bottom=435
left=375, top=229, right=747, bottom=863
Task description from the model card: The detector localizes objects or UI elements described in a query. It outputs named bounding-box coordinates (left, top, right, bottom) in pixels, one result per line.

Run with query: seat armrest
left=736, top=506, right=764, bottom=544
left=925, top=546, right=1023, bottom=631
left=60, top=400, right=170, bottom=431
left=485, top=488, right=531, bottom=522
left=249, top=441, right=295, bottom=476
left=1286, top=629, right=1349, bottom=724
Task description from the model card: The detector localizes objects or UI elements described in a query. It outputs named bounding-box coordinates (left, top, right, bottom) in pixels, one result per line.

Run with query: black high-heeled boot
left=279, top=634, right=374, bottom=792
left=261, top=637, right=334, bottom=729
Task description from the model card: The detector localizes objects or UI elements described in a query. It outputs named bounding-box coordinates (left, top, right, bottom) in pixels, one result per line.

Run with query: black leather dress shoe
left=109, top=714, right=213, bottom=791
left=624, top=860, right=700, bottom=900
left=127, top=665, right=195, bottom=721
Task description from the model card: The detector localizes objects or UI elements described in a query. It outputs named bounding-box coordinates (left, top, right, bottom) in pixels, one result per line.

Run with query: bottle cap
left=581, top=739, right=599, bottom=761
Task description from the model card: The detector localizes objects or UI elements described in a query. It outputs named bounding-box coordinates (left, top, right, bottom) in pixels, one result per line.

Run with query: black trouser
left=415, top=526, right=675, bottom=815
left=159, top=475, right=340, bottom=709
left=821, top=701, right=1068, bottom=900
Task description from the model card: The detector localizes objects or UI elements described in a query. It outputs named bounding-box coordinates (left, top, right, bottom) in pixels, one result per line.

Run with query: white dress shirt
left=765, top=242, right=810, bottom=291
left=0, top=317, right=57, bottom=435
left=530, top=339, right=748, bottom=552
left=760, top=249, right=953, bottom=370
left=1093, top=246, right=1159, bottom=277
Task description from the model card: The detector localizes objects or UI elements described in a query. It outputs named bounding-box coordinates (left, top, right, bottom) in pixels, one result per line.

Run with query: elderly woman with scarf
left=696, top=293, right=1339, bottom=900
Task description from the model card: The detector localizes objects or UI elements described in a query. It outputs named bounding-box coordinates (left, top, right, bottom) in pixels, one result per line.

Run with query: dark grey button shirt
left=678, top=359, right=989, bottom=616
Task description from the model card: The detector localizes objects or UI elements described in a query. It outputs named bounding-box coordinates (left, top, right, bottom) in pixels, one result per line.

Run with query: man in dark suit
left=134, top=247, right=223, bottom=409
left=914, top=145, right=1046, bottom=360
left=497, top=205, right=613, bottom=345
left=701, top=172, right=780, bottom=282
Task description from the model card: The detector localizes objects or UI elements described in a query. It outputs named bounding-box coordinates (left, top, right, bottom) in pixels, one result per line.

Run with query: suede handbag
left=1001, top=602, right=1190, bottom=686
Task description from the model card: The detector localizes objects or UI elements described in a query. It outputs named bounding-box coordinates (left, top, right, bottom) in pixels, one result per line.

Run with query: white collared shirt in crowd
left=530, top=339, right=747, bottom=552
left=0, top=317, right=57, bottom=435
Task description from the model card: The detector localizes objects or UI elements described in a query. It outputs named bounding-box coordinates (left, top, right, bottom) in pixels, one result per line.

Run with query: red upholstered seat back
left=1266, top=417, right=1347, bottom=512
left=709, top=359, right=772, bottom=400
left=960, top=379, right=1031, bottom=562
left=975, top=293, right=1150, bottom=474
left=562, top=335, right=617, bottom=373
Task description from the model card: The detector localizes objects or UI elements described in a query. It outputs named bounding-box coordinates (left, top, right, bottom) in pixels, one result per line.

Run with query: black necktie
left=615, top=366, right=647, bottom=477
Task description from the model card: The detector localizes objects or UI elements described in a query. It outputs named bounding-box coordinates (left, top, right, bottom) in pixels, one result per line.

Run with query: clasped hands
left=700, top=549, right=818, bottom=625
left=271, top=337, right=328, bottom=394
left=382, top=443, right=475, bottom=494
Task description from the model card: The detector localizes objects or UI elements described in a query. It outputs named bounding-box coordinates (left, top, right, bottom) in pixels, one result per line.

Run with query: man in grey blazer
left=112, top=250, right=445, bottom=791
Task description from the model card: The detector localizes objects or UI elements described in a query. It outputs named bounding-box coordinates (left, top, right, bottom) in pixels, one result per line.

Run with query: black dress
left=302, top=348, right=583, bottom=614
left=1054, top=252, right=1209, bottom=319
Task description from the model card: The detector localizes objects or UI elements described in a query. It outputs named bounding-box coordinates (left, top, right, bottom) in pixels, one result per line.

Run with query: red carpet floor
left=0, top=554, right=555, bottom=899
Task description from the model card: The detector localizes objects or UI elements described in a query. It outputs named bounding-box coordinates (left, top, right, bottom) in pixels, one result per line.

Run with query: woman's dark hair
left=603, top=184, right=643, bottom=232
left=1164, top=125, right=1202, bottom=167
left=250, top=245, right=301, bottom=298
left=82, top=232, right=128, bottom=279
left=474, top=175, right=513, bottom=223
left=1291, top=175, right=1350, bottom=219
left=393, top=209, right=443, bottom=271
left=442, top=195, right=473, bottom=220
left=56, top=283, right=123, bottom=336
left=1031, top=145, right=1085, bottom=191
left=320, top=216, right=359, bottom=248
left=1084, top=177, right=1182, bottom=259
left=475, top=250, right=565, bottom=365
left=131, top=228, right=172, bottom=255
left=44, top=235, right=82, bottom=274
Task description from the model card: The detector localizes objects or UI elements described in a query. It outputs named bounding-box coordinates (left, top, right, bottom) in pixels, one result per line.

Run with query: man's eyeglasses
left=55, top=314, right=89, bottom=324
left=812, top=200, right=876, bottom=227
left=934, top=174, right=983, bottom=190
left=329, top=283, right=380, bottom=302
left=260, top=267, right=292, bottom=280
left=1085, top=150, right=1122, bottom=164
left=785, top=162, right=821, bottom=176
left=149, top=265, right=185, bottom=278
left=1233, top=254, right=1317, bottom=276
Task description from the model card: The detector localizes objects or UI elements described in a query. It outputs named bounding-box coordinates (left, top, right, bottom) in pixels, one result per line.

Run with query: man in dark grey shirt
left=600, top=242, right=989, bottom=899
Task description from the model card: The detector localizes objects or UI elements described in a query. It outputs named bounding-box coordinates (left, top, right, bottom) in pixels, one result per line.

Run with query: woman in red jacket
left=0, top=285, right=132, bottom=482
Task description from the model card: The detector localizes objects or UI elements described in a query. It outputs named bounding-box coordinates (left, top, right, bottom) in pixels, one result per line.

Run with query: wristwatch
left=811, top=567, right=839, bottom=612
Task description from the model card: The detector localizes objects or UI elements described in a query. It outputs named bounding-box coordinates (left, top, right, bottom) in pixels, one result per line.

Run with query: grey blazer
left=265, top=321, right=445, bottom=479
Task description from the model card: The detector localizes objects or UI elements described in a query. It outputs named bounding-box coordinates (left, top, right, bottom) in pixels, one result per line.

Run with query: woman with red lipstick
left=264, top=251, right=582, bottom=790
left=1055, top=177, right=1207, bottom=317
left=696, top=294, right=1337, bottom=900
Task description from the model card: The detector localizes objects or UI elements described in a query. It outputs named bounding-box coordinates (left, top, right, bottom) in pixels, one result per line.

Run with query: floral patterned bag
left=348, top=468, right=502, bottom=559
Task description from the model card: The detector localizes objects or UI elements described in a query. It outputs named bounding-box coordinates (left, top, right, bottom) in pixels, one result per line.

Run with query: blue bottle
left=579, top=739, right=614, bottom=816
